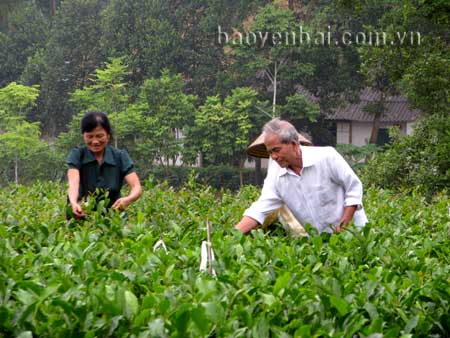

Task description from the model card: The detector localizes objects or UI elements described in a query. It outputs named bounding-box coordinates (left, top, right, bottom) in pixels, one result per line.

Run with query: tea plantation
left=0, top=181, right=449, bottom=337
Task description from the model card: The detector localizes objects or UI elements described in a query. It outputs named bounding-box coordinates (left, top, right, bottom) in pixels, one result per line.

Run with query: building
left=326, top=88, right=421, bottom=146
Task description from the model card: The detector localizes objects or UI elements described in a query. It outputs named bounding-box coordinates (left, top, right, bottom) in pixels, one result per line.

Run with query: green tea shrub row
left=0, top=181, right=449, bottom=337
left=140, top=165, right=266, bottom=190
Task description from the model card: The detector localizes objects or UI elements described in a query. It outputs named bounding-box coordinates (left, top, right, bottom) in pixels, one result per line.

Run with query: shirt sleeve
left=66, top=148, right=82, bottom=169
left=327, top=147, right=364, bottom=209
left=243, top=161, right=284, bottom=224
left=119, top=149, right=135, bottom=177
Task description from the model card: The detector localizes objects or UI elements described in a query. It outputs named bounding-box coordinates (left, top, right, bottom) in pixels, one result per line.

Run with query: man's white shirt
left=244, top=146, right=368, bottom=234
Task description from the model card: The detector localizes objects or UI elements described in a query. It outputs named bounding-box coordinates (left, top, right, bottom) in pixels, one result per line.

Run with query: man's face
left=264, top=132, right=299, bottom=168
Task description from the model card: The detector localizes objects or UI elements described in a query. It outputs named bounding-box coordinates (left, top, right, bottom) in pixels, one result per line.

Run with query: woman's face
left=83, top=126, right=110, bottom=154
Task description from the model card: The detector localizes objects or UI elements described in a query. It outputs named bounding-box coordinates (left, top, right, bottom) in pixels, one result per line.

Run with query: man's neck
left=289, top=147, right=303, bottom=175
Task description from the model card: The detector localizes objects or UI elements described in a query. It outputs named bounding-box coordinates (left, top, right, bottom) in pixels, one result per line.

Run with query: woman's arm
left=111, top=172, right=142, bottom=210
left=67, top=168, right=85, bottom=218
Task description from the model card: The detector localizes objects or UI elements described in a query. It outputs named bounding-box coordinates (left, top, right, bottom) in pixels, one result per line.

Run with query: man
left=235, top=118, right=368, bottom=235
left=246, top=127, right=313, bottom=237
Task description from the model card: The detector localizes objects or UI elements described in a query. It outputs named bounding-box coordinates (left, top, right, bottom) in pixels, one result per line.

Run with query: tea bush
left=0, top=181, right=449, bottom=337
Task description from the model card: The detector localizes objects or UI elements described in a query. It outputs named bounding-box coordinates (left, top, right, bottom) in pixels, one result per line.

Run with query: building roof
left=327, top=88, right=421, bottom=122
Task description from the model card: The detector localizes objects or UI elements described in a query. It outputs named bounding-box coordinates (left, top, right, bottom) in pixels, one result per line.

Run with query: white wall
left=336, top=122, right=351, bottom=144
left=351, top=121, right=372, bottom=146
left=244, top=157, right=269, bottom=169
left=336, top=121, right=409, bottom=146
left=406, top=121, right=416, bottom=135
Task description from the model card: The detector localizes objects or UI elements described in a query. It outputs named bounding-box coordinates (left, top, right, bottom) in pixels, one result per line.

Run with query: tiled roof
left=327, top=88, right=421, bottom=122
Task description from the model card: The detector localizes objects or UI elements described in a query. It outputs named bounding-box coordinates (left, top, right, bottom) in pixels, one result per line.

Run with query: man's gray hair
left=263, top=118, right=299, bottom=144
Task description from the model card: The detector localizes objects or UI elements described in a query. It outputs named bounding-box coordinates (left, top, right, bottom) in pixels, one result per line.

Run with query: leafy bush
left=141, top=165, right=266, bottom=190
left=361, top=114, right=450, bottom=197
left=336, top=144, right=379, bottom=171
left=0, top=144, right=65, bottom=186
left=0, top=181, right=449, bottom=337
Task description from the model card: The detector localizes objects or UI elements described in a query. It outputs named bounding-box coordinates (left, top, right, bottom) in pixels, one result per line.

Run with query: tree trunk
left=369, top=94, right=386, bottom=144
left=272, top=62, right=278, bottom=115
left=255, top=157, right=262, bottom=186
left=14, top=158, right=18, bottom=184
left=198, top=151, right=203, bottom=168
left=50, top=0, right=56, bottom=16
left=369, top=115, right=381, bottom=144
left=239, top=159, right=244, bottom=188
left=288, top=0, right=294, bottom=10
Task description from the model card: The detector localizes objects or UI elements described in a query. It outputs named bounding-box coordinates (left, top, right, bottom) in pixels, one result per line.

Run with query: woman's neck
left=93, top=149, right=105, bottom=164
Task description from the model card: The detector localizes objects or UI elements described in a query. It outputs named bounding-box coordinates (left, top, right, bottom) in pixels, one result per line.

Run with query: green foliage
left=336, top=144, right=379, bottom=170
left=101, top=0, right=180, bottom=85
left=63, top=64, right=197, bottom=168
left=0, top=121, right=47, bottom=183
left=0, top=182, right=449, bottom=336
left=361, top=114, right=450, bottom=197
left=144, top=165, right=266, bottom=191
left=67, top=57, right=138, bottom=149
left=231, top=3, right=315, bottom=114
left=136, top=70, right=198, bottom=167
left=185, top=88, right=259, bottom=166
left=373, top=0, right=449, bottom=116
left=38, top=0, right=106, bottom=135
left=281, top=93, right=320, bottom=123
left=0, top=0, right=448, bottom=189
left=401, top=49, right=450, bottom=115
left=0, top=3, right=49, bottom=87
left=0, top=82, right=48, bottom=184
left=0, top=82, right=39, bottom=122
left=70, top=57, right=130, bottom=114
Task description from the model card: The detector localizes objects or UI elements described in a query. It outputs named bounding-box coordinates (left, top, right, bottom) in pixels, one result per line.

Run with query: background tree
left=232, top=3, right=314, bottom=115
left=100, top=0, right=180, bottom=87
left=358, top=44, right=397, bottom=144
left=0, top=4, right=49, bottom=88
left=352, top=0, right=449, bottom=116
left=135, top=70, right=198, bottom=168
left=280, top=92, right=320, bottom=134
left=68, top=58, right=131, bottom=147
left=0, top=82, right=47, bottom=184
left=58, top=57, right=142, bottom=156
left=185, top=87, right=260, bottom=185
left=37, top=0, right=106, bottom=137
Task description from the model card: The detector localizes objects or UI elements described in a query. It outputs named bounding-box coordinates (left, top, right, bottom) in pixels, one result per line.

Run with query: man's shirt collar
left=278, top=146, right=317, bottom=177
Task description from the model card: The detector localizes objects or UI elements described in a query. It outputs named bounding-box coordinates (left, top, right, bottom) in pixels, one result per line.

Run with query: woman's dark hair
left=80, top=111, right=113, bottom=136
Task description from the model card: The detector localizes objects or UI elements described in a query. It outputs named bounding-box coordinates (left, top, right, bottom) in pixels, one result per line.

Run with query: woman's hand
left=67, top=168, right=85, bottom=219
left=111, top=197, right=130, bottom=210
left=112, top=172, right=142, bottom=211
left=71, top=202, right=85, bottom=219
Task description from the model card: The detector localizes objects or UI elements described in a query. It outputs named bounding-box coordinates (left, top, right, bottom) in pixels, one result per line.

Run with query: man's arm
left=336, top=205, right=357, bottom=232
left=328, top=148, right=364, bottom=209
left=235, top=159, right=283, bottom=235
left=234, top=216, right=259, bottom=234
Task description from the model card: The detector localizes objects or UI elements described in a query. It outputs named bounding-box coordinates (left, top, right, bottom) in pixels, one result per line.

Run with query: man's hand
left=234, top=216, right=259, bottom=234
left=111, top=197, right=130, bottom=211
left=335, top=205, right=357, bottom=233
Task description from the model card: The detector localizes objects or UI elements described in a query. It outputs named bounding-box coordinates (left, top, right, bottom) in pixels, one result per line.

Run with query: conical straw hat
left=246, top=132, right=312, bottom=158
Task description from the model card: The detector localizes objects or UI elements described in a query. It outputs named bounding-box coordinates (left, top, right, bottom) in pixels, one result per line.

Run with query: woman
left=66, top=111, right=142, bottom=219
